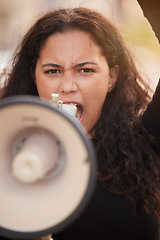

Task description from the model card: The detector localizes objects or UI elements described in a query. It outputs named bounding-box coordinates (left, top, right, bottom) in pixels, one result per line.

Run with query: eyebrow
left=41, top=63, right=61, bottom=68
left=75, top=62, right=97, bottom=67
left=41, top=62, right=97, bottom=68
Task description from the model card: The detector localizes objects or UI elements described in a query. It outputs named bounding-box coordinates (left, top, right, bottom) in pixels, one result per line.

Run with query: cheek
left=35, top=75, right=54, bottom=100
left=92, top=97, right=106, bottom=121
left=89, top=82, right=108, bottom=108
left=83, top=90, right=107, bottom=132
left=36, top=80, right=49, bottom=99
left=83, top=104, right=103, bottom=133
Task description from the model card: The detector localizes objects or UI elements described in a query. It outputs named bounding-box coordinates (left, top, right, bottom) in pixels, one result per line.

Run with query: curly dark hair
left=1, top=7, right=160, bottom=218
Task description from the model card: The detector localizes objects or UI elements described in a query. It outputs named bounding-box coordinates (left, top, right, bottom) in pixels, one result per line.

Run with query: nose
left=59, top=74, right=78, bottom=93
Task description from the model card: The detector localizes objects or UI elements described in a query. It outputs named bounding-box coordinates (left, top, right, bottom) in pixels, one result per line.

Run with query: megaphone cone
left=0, top=95, right=96, bottom=239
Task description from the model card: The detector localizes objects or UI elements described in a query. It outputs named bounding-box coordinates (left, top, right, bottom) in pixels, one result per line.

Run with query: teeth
left=67, top=103, right=77, bottom=106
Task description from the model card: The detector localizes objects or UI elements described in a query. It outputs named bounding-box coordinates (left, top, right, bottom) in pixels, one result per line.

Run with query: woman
left=1, top=5, right=160, bottom=240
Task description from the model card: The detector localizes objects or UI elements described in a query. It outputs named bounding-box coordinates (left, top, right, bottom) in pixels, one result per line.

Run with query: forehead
left=46, top=30, right=96, bottom=44
left=36, top=30, right=109, bottom=70
left=40, top=30, right=103, bottom=58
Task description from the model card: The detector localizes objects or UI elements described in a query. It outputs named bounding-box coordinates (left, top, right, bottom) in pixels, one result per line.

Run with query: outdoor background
left=0, top=0, right=160, bottom=92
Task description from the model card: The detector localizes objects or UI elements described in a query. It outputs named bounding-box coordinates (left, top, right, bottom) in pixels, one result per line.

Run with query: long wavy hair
left=1, top=7, right=160, bottom=218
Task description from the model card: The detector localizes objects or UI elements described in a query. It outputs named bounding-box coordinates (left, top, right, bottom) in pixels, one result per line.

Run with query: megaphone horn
left=0, top=95, right=96, bottom=239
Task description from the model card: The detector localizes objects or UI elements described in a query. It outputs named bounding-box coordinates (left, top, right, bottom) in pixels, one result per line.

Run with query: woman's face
left=35, top=30, right=118, bottom=133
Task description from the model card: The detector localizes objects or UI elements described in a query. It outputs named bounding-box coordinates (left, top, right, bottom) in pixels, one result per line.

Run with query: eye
left=78, top=68, right=95, bottom=73
left=45, top=69, right=61, bottom=74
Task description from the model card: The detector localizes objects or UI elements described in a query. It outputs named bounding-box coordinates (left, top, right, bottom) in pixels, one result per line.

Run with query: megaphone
left=0, top=95, right=96, bottom=239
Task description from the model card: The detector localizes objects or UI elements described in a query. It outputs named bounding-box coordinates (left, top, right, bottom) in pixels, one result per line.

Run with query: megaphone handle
left=34, top=234, right=54, bottom=240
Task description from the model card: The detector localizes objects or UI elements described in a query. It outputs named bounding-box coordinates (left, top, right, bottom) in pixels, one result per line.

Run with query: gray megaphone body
left=0, top=95, right=96, bottom=239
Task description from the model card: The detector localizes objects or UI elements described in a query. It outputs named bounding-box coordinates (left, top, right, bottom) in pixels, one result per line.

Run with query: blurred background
left=0, top=0, right=160, bottom=91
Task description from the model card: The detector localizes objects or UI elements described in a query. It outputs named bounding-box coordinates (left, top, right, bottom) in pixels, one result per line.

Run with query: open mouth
left=50, top=95, right=84, bottom=120
left=76, top=105, right=83, bottom=121
left=63, top=103, right=83, bottom=121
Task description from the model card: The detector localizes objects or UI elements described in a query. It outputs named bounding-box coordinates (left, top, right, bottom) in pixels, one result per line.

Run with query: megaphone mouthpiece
left=50, top=93, right=77, bottom=117
left=12, top=129, right=60, bottom=183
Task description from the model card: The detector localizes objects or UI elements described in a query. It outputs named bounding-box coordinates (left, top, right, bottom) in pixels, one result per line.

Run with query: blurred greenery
left=120, top=21, right=160, bottom=52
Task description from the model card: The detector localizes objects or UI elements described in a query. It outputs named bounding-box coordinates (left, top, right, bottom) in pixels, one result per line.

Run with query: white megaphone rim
left=0, top=95, right=97, bottom=239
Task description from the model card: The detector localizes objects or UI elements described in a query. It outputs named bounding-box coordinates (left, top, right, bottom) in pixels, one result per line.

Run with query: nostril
left=59, top=79, right=77, bottom=93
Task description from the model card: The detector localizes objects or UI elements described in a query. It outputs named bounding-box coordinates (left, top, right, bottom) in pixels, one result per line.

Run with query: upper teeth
left=67, top=103, right=77, bottom=106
